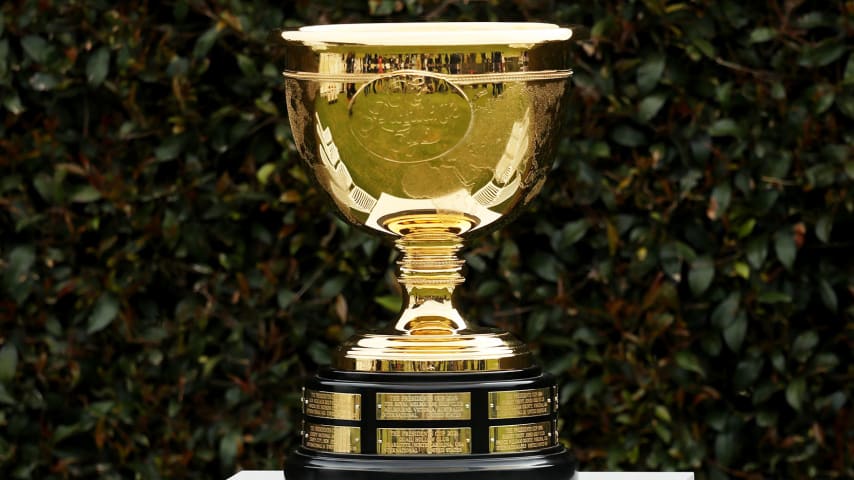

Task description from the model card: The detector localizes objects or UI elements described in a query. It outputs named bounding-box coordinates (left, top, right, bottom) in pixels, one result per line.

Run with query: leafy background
left=1, top=0, right=852, bottom=478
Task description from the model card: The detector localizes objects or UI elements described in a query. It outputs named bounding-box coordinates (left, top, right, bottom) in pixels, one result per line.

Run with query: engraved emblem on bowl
left=348, top=73, right=473, bottom=163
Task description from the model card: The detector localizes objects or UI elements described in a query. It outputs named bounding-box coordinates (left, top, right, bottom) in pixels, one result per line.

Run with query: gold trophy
left=279, top=23, right=577, bottom=479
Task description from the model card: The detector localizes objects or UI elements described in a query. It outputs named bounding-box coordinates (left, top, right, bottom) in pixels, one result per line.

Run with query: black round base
left=287, top=367, right=577, bottom=479
left=285, top=445, right=578, bottom=480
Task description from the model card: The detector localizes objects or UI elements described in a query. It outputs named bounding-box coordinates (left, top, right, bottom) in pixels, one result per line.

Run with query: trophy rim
left=333, top=328, right=535, bottom=372
left=280, top=22, right=574, bottom=46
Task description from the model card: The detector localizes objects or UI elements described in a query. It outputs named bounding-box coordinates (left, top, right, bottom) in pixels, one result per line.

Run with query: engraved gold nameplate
left=489, top=421, right=554, bottom=453
left=303, top=389, right=362, bottom=421
left=377, top=427, right=472, bottom=455
left=376, top=392, right=471, bottom=420
left=488, top=387, right=552, bottom=419
left=303, top=422, right=361, bottom=453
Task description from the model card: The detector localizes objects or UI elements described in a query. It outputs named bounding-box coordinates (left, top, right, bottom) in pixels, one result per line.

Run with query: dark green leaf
left=21, top=35, right=49, bottom=63
left=773, top=228, right=796, bottom=270
left=813, top=87, right=835, bottom=114
left=757, top=291, right=792, bottom=304
left=166, top=56, right=189, bottom=77
left=558, top=219, right=590, bottom=248
left=155, top=136, right=185, bottom=161
left=736, top=218, right=756, bottom=238
left=87, top=293, right=120, bottom=334
left=723, top=312, right=747, bottom=352
left=748, top=27, right=776, bottom=43
left=637, top=53, right=666, bottom=93
left=3, top=93, right=24, bottom=115
left=193, top=26, right=219, bottom=59
left=794, top=11, right=835, bottom=29
left=319, top=275, right=348, bottom=298
left=745, top=236, right=768, bottom=269
left=792, top=331, right=819, bottom=363
left=0, top=344, right=18, bottom=384
left=236, top=54, right=258, bottom=77
left=86, top=47, right=110, bottom=86
left=28, top=72, right=58, bottom=91
left=675, top=351, right=705, bottom=377
left=798, top=40, right=846, bottom=68
left=756, top=410, right=778, bottom=427
left=815, top=214, right=832, bottom=243
left=659, top=241, right=683, bottom=282
left=3, top=245, right=36, bottom=288
left=526, top=309, right=549, bottom=340
left=277, top=289, right=296, bottom=309
left=818, top=280, right=837, bottom=312
left=711, top=292, right=740, bottom=329
left=839, top=51, right=854, bottom=85
left=715, top=431, right=739, bottom=466
left=710, top=182, right=732, bottom=218
left=654, top=405, right=672, bottom=423
left=307, top=341, right=331, bottom=365
left=572, top=326, right=602, bottom=346
left=733, top=357, right=764, bottom=390
left=529, top=252, right=560, bottom=282
left=611, top=125, right=647, bottom=147
left=173, top=0, right=189, bottom=20
left=688, top=256, right=715, bottom=295
left=0, top=383, right=14, bottom=405
left=70, top=185, right=102, bottom=203
left=369, top=0, right=398, bottom=15
left=753, top=381, right=778, bottom=405
left=709, top=118, right=739, bottom=137
left=219, top=430, right=241, bottom=468
left=375, top=294, right=401, bottom=313
left=805, top=163, right=837, bottom=188
left=785, top=377, right=807, bottom=411
left=691, top=38, right=717, bottom=58
left=637, top=93, right=667, bottom=122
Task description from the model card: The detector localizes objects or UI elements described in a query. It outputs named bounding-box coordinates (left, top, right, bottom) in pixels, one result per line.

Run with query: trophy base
left=287, top=367, right=576, bottom=479
left=285, top=446, right=578, bottom=480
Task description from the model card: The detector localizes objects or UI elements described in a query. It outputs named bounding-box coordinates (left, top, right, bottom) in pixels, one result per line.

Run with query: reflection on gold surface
left=281, top=23, right=573, bottom=372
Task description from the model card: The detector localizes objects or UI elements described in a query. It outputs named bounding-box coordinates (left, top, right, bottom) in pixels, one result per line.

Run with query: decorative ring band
left=283, top=68, right=573, bottom=85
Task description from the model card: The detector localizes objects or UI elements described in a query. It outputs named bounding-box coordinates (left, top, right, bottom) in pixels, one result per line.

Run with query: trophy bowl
left=279, top=23, right=578, bottom=480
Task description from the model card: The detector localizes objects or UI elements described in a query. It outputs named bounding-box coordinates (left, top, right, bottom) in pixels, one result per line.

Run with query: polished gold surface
left=303, top=389, right=362, bottom=421
left=488, top=421, right=555, bottom=453
left=488, top=387, right=553, bottom=419
left=376, top=392, right=471, bottom=420
left=377, top=427, right=472, bottom=455
left=334, top=329, right=533, bottom=372
left=280, top=23, right=574, bottom=372
left=303, top=422, right=361, bottom=453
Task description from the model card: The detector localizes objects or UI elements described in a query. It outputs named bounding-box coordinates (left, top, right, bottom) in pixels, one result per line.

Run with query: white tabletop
left=227, top=471, right=694, bottom=480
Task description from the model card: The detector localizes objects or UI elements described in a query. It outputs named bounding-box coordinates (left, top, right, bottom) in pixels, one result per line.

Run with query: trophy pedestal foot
left=285, top=446, right=578, bottom=480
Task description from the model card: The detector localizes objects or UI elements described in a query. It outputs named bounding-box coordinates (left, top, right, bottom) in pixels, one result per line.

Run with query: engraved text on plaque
left=376, top=392, right=471, bottom=420
left=377, top=427, right=472, bottom=455
left=303, top=422, right=361, bottom=453
left=304, top=389, right=362, bottom=421
left=488, top=387, right=551, bottom=419
left=489, top=421, right=553, bottom=453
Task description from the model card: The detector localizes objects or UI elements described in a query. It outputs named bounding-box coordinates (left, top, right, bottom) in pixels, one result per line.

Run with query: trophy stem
left=384, top=213, right=475, bottom=334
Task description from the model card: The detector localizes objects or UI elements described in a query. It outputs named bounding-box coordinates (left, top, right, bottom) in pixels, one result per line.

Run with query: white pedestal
left=227, top=471, right=694, bottom=480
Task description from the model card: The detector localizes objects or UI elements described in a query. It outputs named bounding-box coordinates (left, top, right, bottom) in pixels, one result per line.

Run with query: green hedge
left=1, top=1, right=851, bottom=478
